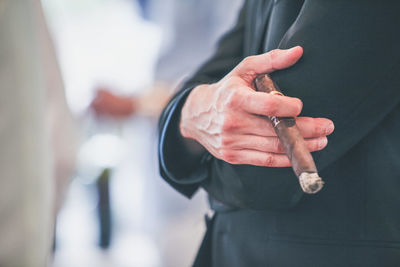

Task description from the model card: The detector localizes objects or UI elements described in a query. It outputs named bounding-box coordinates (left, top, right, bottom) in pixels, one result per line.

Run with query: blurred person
left=91, top=88, right=138, bottom=118
left=91, top=84, right=171, bottom=119
left=88, top=1, right=243, bottom=266
left=159, top=1, right=400, bottom=266
left=91, top=0, right=243, bottom=121
left=0, top=1, right=77, bottom=266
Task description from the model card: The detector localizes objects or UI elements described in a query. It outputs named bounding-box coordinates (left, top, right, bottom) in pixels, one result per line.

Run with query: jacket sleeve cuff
left=158, top=87, right=212, bottom=197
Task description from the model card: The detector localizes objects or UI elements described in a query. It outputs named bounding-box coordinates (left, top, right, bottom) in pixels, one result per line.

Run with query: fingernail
left=288, top=46, right=302, bottom=52
left=325, top=123, right=334, bottom=135
left=318, top=137, right=328, bottom=149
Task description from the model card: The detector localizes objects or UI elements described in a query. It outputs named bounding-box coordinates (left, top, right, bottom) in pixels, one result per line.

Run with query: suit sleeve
left=158, top=2, right=247, bottom=198
left=203, top=2, right=400, bottom=210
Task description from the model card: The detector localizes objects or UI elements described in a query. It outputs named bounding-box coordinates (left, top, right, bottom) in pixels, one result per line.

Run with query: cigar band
left=270, top=116, right=281, bottom=127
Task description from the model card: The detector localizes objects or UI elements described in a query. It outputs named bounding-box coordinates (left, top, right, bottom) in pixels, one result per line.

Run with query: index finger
left=230, top=46, right=303, bottom=84
left=241, top=90, right=303, bottom=117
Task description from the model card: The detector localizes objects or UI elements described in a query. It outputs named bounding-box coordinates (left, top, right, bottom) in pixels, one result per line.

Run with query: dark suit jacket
left=159, top=1, right=400, bottom=266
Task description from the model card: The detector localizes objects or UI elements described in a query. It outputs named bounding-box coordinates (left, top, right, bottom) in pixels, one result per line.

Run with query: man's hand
left=179, top=46, right=334, bottom=167
left=91, top=88, right=137, bottom=118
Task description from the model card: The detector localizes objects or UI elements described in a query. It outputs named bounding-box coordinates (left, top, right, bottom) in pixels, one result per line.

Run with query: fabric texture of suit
left=158, top=0, right=400, bottom=266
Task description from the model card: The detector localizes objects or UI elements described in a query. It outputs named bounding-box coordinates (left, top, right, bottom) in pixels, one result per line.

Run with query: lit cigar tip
left=299, top=172, right=324, bottom=194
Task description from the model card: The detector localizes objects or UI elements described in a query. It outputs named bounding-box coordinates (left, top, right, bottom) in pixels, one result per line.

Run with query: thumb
left=231, top=46, right=303, bottom=84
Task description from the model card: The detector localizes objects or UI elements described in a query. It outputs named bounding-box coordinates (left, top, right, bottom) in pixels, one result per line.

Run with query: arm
left=159, top=4, right=333, bottom=203
left=158, top=2, right=248, bottom=197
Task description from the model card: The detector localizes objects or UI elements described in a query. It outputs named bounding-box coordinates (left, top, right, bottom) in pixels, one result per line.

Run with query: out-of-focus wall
left=0, top=1, right=77, bottom=266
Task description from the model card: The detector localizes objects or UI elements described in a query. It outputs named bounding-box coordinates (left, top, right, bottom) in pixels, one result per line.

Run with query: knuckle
left=225, top=90, right=241, bottom=109
left=222, top=77, right=237, bottom=88
left=241, top=55, right=256, bottom=67
left=220, top=149, right=236, bottom=164
left=267, top=49, right=279, bottom=65
left=220, top=134, right=233, bottom=147
left=297, top=117, right=310, bottom=131
left=314, top=121, right=325, bottom=137
left=269, top=49, right=280, bottom=57
left=262, top=97, right=278, bottom=115
left=309, top=138, right=325, bottom=151
left=263, top=154, right=275, bottom=167
left=272, top=138, right=282, bottom=153
left=236, top=57, right=258, bottom=82
left=222, top=115, right=237, bottom=131
left=308, top=139, right=319, bottom=152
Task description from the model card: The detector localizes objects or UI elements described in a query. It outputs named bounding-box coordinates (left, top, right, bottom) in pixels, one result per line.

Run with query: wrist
left=179, top=84, right=210, bottom=155
left=179, top=84, right=205, bottom=138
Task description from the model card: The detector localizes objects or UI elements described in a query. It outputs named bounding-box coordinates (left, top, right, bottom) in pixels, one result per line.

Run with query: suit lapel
left=247, top=0, right=273, bottom=55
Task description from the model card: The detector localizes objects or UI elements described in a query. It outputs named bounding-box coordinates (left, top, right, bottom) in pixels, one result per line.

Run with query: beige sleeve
left=0, top=1, right=77, bottom=266
left=35, top=0, right=79, bottom=215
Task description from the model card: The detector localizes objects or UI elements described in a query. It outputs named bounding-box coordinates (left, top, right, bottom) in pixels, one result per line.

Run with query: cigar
left=253, top=74, right=324, bottom=194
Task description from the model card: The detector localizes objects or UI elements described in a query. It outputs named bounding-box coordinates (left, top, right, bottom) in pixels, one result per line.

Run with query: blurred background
left=0, top=0, right=246, bottom=266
